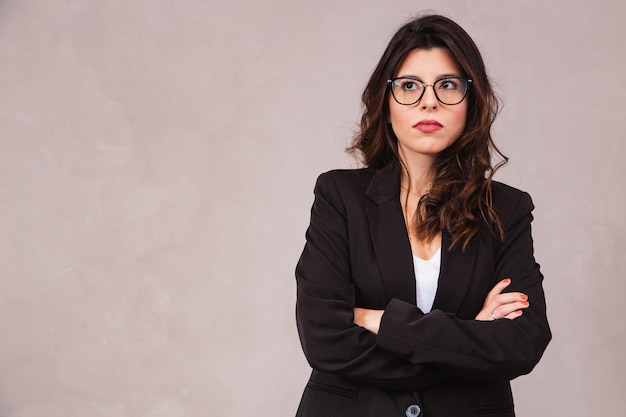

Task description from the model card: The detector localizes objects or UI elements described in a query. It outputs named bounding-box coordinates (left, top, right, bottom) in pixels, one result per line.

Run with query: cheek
left=451, top=105, right=468, bottom=132
left=389, top=115, right=409, bottom=141
left=388, top=102, right=410, bottom=129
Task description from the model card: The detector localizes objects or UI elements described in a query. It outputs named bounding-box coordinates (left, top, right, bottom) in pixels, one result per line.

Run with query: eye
left=438, top=79, right=461, bottom=90
left=398, top=79, right=421, bottom=91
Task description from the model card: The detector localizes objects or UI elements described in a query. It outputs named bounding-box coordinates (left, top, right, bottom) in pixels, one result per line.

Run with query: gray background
left=1, top=1, right=625, bottom=416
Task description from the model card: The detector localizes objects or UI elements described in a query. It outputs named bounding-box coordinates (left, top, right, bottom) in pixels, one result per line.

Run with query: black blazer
left=295, top=163, right=551, bottom=417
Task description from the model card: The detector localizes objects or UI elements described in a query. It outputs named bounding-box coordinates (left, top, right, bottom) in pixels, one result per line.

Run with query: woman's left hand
left=353, top=308, right=384, bottom=334
left=475, top=278, right=529, bottom=321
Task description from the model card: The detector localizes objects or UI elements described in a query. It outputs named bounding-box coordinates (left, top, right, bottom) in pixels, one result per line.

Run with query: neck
left=399, top=154, right=435, bottom=196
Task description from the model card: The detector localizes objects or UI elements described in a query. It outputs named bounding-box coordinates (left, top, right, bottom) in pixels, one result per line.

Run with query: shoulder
left=491, top=181, right=535, bottom=229
left=314, top=167, right=376, bottom=196
left=307, top=168, right=378, bottom=220
left=317, top=167, right=375, bottom=186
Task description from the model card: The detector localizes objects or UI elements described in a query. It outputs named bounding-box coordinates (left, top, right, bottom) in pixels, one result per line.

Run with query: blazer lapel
left=365, top=163, right=416, bottom=305
left=432, top=231, right=479, bottom=313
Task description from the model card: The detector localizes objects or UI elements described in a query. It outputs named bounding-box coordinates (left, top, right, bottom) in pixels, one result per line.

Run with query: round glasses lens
left=434, top=78, right=468, bottom=105
left=391, top=79, right=425, bottom=105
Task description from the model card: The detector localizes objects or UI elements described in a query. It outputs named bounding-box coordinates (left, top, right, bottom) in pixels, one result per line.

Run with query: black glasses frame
left=387, top=76, right=472, bottom=106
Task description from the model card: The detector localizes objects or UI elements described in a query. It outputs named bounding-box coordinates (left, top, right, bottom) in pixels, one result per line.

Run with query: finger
left=503, top=310, right=523, bottom=320
left=495, top=301, right=529, bottom=319
left=485, top=293, right=527, bottom=317
left=488, top=278, right=512, bottom=297
left=493, top=292, right=528, bottom=305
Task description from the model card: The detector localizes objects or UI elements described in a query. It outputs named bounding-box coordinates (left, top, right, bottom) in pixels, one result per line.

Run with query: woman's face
left=389, top=47, right=468, bottom=165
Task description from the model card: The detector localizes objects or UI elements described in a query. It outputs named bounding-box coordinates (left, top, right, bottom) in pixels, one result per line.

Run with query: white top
left=413, top=247, right=441, bottom=313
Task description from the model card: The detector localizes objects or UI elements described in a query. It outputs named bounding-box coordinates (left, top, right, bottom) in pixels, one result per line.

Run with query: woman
left=295, top=14, right=551, bottom=417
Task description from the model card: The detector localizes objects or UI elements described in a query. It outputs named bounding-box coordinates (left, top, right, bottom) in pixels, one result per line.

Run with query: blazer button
left=405, top=404, right=421, bottom=417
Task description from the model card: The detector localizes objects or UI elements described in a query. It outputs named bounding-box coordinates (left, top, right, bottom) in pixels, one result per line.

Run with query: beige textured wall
left=1, top=1, right=625, bottom=416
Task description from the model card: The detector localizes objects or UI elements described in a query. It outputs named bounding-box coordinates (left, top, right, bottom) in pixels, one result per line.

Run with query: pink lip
left=414, top=119, right=443, bottom=133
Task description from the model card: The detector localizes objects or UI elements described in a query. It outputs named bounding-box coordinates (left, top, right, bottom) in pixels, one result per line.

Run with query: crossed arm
left=354, top=278, right=529, bottom=334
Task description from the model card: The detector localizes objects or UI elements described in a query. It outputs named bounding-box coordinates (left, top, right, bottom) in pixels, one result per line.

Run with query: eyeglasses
left=388, top=76, right=472, bottom=106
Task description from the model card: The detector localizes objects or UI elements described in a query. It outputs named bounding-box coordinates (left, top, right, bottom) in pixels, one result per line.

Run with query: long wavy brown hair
left=348, top=14, right=508, bottom=250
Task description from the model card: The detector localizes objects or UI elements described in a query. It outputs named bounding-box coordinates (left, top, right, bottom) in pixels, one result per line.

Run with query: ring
left=491, top=312, right=497, bottom=320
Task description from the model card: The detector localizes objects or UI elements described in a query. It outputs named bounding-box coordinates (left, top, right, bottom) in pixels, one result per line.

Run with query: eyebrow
left=396, top=73, right=462, bottom=80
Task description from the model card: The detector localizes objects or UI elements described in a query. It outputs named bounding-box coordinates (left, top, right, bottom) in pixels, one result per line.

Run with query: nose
left=420, top=84, right=438, bottom=109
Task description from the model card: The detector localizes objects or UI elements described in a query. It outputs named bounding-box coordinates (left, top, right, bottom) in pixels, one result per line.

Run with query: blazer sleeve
left=376, top=190, right=552, bottom=381
left=295, top=172, right=450, bottom=391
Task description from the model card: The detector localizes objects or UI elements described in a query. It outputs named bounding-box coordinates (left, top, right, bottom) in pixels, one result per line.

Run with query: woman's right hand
left=475, top=278, right=529, bottom=321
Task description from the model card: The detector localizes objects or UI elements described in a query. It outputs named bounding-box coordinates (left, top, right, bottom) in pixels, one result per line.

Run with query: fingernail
left=503, top=278, right=511, bottom=284
left=521, top=294, right=528, bottom=301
